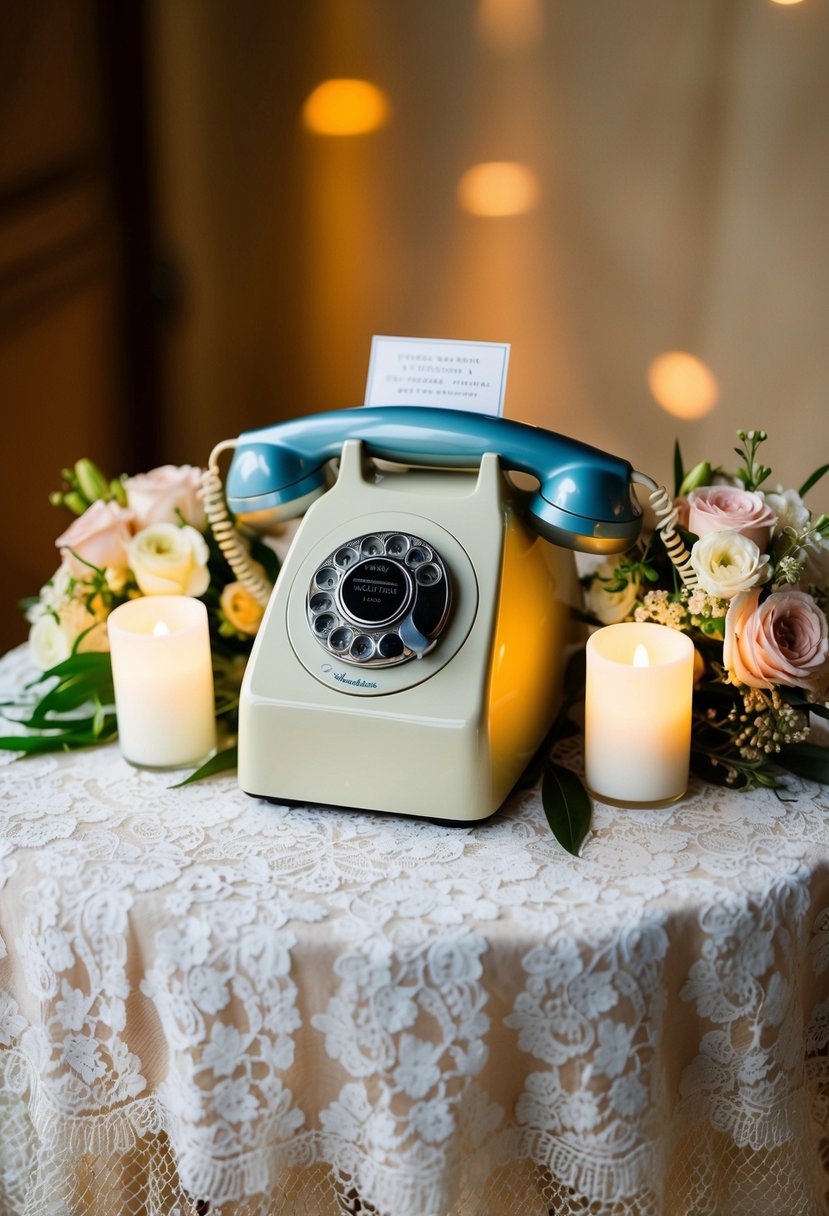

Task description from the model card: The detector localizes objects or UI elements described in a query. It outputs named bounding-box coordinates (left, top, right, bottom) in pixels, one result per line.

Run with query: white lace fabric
left=2, top=642, right=829, bottom=1216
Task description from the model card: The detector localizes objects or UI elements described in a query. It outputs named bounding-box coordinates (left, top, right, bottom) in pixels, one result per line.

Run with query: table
left=2, top=642, right=829, bottom=1216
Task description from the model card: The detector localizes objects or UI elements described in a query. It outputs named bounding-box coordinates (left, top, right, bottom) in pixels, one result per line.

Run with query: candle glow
left=585, top=622, right=694, bottom=807
left=108, top=596, right=216, bottom=769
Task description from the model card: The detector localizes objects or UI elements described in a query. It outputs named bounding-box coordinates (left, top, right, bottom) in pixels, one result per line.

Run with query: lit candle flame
left=633, top=644, right=649, bottom=668
left=153, top=621, right=170, bottom=638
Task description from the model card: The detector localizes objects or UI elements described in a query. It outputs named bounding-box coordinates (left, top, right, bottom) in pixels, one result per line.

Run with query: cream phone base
left=238, top=441, right=581, bottom=822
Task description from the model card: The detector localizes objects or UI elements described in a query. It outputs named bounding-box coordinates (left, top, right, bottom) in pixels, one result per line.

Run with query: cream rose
left=802, top=534, right=829, bottom=588
left=765, top=488, right=810, bottom=538
left=687, top=486, right=777, bottom=550
left=29, top=614, right=71, bottom=670
left=125, top=465, right=205, bottom=530
left=585, top=558, right=640, bottom=625
left=126, top=524, right=210, bottom=596
left=55, top=499, right=134, bottom=578
left=689, top=530, right=770, bottom=599
left=220, top=582, right=265, bottom=636
left=28, top=601, right=109, bottom=670
left=724, top=588, right=829, bottom=695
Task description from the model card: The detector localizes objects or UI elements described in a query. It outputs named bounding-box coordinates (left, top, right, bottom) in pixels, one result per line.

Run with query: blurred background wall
left=2, top=0, right=828, bottom=650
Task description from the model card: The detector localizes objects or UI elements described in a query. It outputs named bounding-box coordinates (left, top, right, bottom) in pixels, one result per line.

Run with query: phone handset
left=202, top=407, right=686, bottom=606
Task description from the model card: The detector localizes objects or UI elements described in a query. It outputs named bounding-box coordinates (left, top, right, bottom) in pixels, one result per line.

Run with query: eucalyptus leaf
left=541, top=760, right=591, bottom=856
left=170, top=744, right=239, bottom=787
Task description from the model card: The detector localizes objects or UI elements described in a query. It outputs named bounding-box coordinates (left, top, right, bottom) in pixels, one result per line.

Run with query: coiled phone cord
left=632, top=471, right=698, bottom=589
left=202, top=441, right=274, bottom=608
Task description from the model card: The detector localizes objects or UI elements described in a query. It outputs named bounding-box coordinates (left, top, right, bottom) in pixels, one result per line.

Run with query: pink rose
left=125, top=465, right=205, bottom=530
left=687, top=486, right=777, bottom=551
left=724, top=588, right=829, bottom=695
left=55, top=499, right=135, bottom=577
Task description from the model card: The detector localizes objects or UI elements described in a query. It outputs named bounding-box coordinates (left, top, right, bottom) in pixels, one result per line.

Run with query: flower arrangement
left=583, top=430, right=829, bottom=790
left=1, top=458, right=278, bottom=774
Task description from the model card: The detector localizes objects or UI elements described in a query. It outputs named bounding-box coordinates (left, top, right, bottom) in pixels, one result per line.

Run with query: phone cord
left=201, top=441, right=274, bottom=608
left=632, top=471, right=698, bottom=589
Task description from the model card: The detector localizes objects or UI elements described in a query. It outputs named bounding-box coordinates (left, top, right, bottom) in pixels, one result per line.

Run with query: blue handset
left=225, top=407, right=642, bottom=553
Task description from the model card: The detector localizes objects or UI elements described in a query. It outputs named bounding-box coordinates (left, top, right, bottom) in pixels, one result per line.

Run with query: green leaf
left=26, top=652, right=113, bottom=690
left=0, top=722, right=118, bottom=753
left=775, top=742, right=829, bottom=784
left=799, top=463, right=829, bottom=499
left=541, top=760, right=591, bottom=856
left=673, top=440, right=685, bottom=498
left=169, top=744, right=238, bottom=787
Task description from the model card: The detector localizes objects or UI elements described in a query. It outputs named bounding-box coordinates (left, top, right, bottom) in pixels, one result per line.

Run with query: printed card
left=364, top=336, right=510, bottom=416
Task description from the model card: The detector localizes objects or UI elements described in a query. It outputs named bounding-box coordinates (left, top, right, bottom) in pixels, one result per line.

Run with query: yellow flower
left=220, top=582, right=265, bottom=637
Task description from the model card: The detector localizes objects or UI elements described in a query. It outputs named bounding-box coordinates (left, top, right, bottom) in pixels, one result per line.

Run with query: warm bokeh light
left=647, top=351, right=719, bottom=420
left=476, top=0, right=544, bottom=51
left=769, top=0, right=806, bottom=6
left=301, top=79, right=391, bottom=136
left=457, top=162, right=540, bottom=216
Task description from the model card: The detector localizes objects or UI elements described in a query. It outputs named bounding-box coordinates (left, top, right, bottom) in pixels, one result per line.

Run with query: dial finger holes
left=329, top=626, right=353, bottom=652
left=350, top=635, right=375, bottom=661
left=360, top=535, right=384, bottom=557
left=316, top=566, right=338, bottom=590
left=309, top=592, right=333, bottom=614
left=415, top=563, right=441, bottom=587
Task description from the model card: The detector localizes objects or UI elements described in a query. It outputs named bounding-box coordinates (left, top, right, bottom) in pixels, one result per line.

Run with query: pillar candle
left=108, top=596, right=217, bottom=769
left=585, top=621, right=694, bottom=807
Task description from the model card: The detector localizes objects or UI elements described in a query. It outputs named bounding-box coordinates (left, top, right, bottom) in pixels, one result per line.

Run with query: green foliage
left=0, top=653, right=117, bottom=753
left=799, top=464, right=829, bottom=499
left=170, top=744, right=239, bottom=787
left=733, top=429, right=771, bottom=492
left=541, top=760, right=592, bottom=857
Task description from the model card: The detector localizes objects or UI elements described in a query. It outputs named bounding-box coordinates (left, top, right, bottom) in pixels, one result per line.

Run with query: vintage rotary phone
left=204, top=407, right=650, bottom=822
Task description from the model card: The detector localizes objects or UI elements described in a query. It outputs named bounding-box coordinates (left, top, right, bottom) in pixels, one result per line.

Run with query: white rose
left=27, top=583, right=110, bottom=669
left=765, top=488, right=811, bottom=538
left=585, top=558, right=640, bottom=625
left=125, top=465, right=206, bottom=530
left=29, top=615, right=71, bottom=670
left=689, top=530, right=771, bottom=599
left=126, top=524, right=210, bottom=596
left=802, top=533, right=829, bottom=588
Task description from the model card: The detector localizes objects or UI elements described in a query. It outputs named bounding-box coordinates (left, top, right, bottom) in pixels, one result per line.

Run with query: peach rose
left=220, top=581, right=265, bottom=636
left=687, top=486, right=777, bottom=551
left=724, top=587, right=829, bottom=695
left=125, top=465, right=205, bottom=530
left=55, top=499, right=134, bottom=578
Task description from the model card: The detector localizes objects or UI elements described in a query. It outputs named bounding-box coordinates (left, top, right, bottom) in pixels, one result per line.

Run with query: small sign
left=364, top=336, right=510, bottom=416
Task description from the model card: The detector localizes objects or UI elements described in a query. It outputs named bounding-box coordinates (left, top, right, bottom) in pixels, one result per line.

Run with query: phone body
left=225, top=407, right=642, bottom=822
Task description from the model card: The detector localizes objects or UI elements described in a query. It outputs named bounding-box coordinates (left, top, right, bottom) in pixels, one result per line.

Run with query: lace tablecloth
left=2, top=642, right=829, bottom=1216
